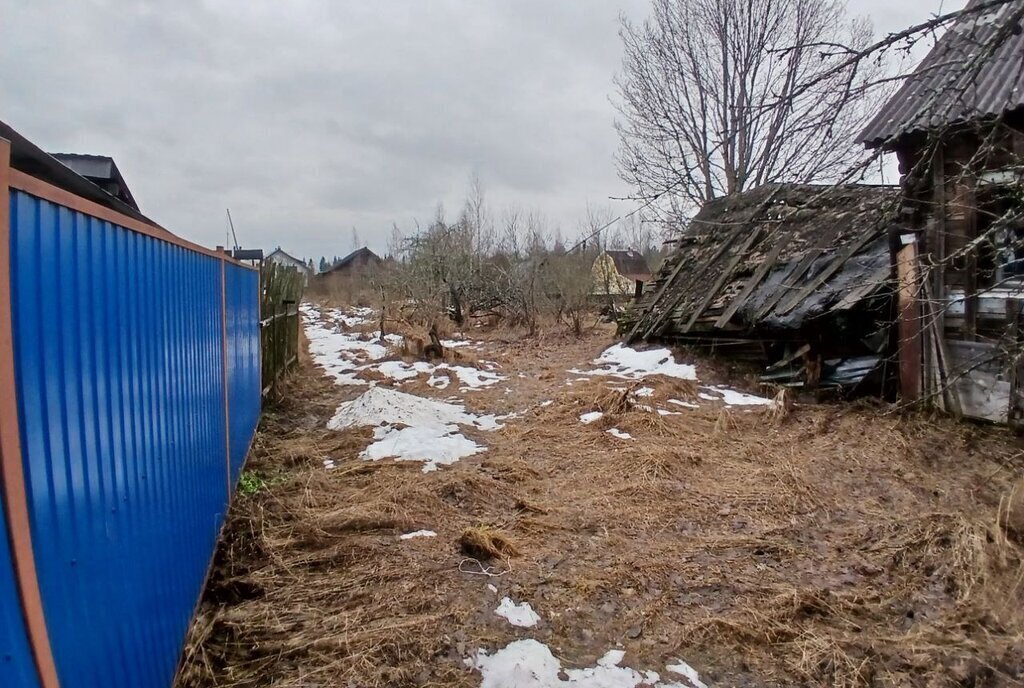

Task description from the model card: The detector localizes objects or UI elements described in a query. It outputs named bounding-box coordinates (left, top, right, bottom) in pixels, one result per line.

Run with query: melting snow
left=666, top=661, right=708, bottom=688
left=634, top=387, right=655, bottom=397
left=579, top=411, right=604, bottom=424
left=574, top=344, right=697, bottom=381
left=668, top=399, right=700, bottom=409
left=469, top=640, right=699, bottom=688
left=494, top=597, right=541, bottom=628
left=327, top=387, right=500, bottom=472
left=703, top=386, right=774, bottom=407
left=607, top=428, right=634, bottom=440
left=399, top=530, right=437, bottom=540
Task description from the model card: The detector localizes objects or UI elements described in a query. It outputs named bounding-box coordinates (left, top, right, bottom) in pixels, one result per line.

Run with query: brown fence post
left=0, top=138, right=61, bottom=687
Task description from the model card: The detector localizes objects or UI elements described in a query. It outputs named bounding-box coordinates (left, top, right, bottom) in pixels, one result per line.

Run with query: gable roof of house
left=624, top=183, right=900, bottom=341
left=321, top=246, right=382, bottom=274
left=266, top=248, right=306, bottom=265
left=859, top=0, right=1024, bottom=148
left=603, top=249, right=652, bottom=282
left=50, top=152, right=139, bottom=210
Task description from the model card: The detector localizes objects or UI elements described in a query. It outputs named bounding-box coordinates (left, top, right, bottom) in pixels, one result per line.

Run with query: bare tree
left=616, top=0, right=883, bottom=211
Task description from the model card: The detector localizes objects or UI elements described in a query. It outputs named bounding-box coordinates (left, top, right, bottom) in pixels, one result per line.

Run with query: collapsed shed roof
left=859, top=0, right=1024, bottom=148
left=625, top=184, right=900, bottom=343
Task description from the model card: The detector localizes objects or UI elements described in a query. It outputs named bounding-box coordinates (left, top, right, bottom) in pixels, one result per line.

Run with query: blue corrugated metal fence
left=1, top=161, right=261, bottom=687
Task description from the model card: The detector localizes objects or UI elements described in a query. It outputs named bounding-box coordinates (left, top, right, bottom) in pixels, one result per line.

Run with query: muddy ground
left=176, top=305, right=1024, bottom=688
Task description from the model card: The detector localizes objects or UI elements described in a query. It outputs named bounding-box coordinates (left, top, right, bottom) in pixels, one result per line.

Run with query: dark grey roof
left=860, top=0, right=1024, bottom=147
left=604, top=250, right=652, bottom=282
left=50, top=152, right=139, bottom=211
left=1, top=119, right=158, bottom=227
left=321, top=246, right=382, bottom=274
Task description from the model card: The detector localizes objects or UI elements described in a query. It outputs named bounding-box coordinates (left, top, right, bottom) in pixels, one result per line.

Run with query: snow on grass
left=666, top=661, right=709, bottom=688
left=573, top=344, right=697, bottom=381
left=327, top=387, right=501, bottom=472
left=363, top=424, right=485, bottom=471
left=579, top=411, right=604, bottom=424
left=303, top=306, right=504, bottom=390
left=493, top=597, right=541, bottom=628
left=702, top=386, right=774, bottom=407
left=469, top=640, right=699, bottom=688
left=399, top=530, right=437, bottom=540
left=668, top=399, right=700, bottom=409
left=607, top=428, right=634, bottom=440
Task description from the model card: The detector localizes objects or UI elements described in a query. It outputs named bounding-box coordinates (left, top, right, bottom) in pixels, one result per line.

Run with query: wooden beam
left=773, top=229, right=884, bottom=317
left=713, top=229, right=795, bottom=328
left=681, top=226, right=763, bottom=333
left=896, top=240, right=922, bottom=402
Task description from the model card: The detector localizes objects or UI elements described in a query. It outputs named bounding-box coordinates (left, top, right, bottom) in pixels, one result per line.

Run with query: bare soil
left=176, top=312, right=1024, bottom=688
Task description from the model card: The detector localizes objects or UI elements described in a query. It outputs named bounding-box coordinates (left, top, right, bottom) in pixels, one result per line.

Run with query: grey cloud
left=1, top=0, right=946, bottom=259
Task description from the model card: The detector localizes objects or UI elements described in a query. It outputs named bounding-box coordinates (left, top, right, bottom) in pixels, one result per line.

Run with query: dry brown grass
left=177, top=321, right=1024, bottom=688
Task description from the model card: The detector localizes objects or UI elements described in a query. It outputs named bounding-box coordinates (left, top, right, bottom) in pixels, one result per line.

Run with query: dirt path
left=177, top=305, right=1024, bottom=688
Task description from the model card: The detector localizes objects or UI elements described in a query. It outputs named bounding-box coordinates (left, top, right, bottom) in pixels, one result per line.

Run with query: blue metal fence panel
left=0, top=486, right=39, bottom=688
left=225, top=264, right=260, bottom=484
left=8, top=189, right=234, bottom=688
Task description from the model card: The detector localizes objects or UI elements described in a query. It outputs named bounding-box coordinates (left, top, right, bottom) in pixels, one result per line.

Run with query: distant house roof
left=625, top=183, right=900, bottom=339
left=266, top=248, right=306, bottom=266
left=50, top=153, right=139, bottom=210
left=859, top=0, right=1024, bottom=148
left=604, top=249, right=652, bottom=282
left=0, top=119, right=158, bottom=228
left=321, top=247, right=382, bottom=274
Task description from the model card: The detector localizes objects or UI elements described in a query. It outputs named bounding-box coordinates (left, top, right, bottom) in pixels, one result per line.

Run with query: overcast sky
left=2, top=0, right=957, bottom=261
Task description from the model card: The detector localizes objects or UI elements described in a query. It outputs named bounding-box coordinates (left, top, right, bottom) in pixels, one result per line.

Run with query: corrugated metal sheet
left=8, top=189, right=234, bottom=688
left=225, top=263, right=261, bottom=484
left=0, top=484, right=39, bottom=688
left=860, top=0, right=1024, bottom=146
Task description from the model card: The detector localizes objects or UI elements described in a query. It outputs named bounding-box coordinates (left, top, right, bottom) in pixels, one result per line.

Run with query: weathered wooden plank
left=642, top=225, right=747, bottom=340
left=750, top=250, right=821, bottom=322
left=681, top=226, right=764, bottom=333
left=896, top=241, right=922, bottom=402
left=713, top=229, right=796, bottom=328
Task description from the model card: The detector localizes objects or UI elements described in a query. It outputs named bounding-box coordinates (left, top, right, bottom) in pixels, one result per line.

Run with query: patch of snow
left=323, top=458, right=336, bottom=470
left=574, top=344, right=697, bottom=381
left=607, top=428, right=634, bottom=440
left=666, top=661, right=708, bottom=688
left=598, top=650, right=626, bottom=667
left=399, top=530, right=437, bottom=540
left=494, top=597, right=541, bottom=628
left=328, top=386, right=501, bottom=432
left=447, top=365, right=504, bottom=390
left=704, top=386, right=774, bottom=407
left=427, top=375, right=451, bottom=389
left=668, top=399, right=700, bottom=409
left=328, top=387, right=500, bottom=472
left=540, top=400, right=554, bottom=407
left=634, top=387, right=655, bottom=397
left=579, top=411, right=604, bottom=424
left=469, top=640, right=696, bottom=688
left=441, top=338, right=472, bottom=348
left=363, top=424, right=484, bottom=472
left=698, top=393, right=717, bottom=401
left=657, top=409, right=680, bottom=416
left=302, top=307, right=389, bottom=385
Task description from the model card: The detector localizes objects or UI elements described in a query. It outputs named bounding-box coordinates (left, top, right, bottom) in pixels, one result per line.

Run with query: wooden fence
left=261, top=262, right=304, bottom=397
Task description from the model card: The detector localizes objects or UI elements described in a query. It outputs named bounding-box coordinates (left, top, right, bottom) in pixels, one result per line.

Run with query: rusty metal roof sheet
left=859, top=0, right=1024, bottom=148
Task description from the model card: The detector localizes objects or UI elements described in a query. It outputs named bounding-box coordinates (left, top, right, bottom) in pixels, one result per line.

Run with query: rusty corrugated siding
left=860, top=0, right=1024, bottom=147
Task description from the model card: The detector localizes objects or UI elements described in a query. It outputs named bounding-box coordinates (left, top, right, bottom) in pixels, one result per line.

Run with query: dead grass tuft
left=458, top=525, right=520, bottom=560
